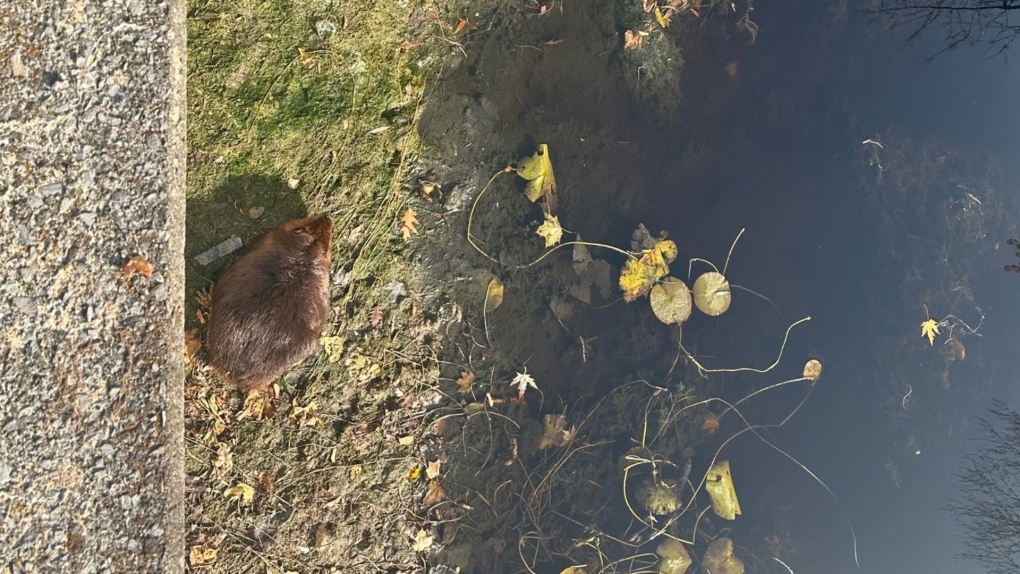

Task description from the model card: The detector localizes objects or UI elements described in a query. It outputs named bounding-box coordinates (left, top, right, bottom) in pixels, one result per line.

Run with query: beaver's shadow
left=186, top=174, right=308, bottom=301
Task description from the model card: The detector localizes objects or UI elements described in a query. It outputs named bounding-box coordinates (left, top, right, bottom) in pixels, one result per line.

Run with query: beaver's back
left=208, top=215, right=332, bottom=392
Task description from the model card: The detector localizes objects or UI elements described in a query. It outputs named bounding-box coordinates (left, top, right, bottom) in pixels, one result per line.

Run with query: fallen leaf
left=539, top=413, right=576, bottom=449
left=238, top=388, right=277, bottom=421
left=287, top=178, right=300, bottom=189
left=654, top=6, right=672, bottom=27
left=184, top=328, right=202, bottom=364
left=536, top=213, right=564, bottom=247
left=398, top=435, right=415, bottom=446
left=370, top=306, right=383, bottom=328
left=400, top=208, right=419, bottom=240
left=259, top=472, right=274, bottom=495
left=456, top=370, right=475, bottom=393
left=386, top=279, right=408, bottom=304
left=411, top=529, right=433, bottom=552
left=453, top=17, right=468, bottom=35
left=121, top=256, right=154, bottom=280
left=419, top=180, right=441, bottom=198
left=297, top=48, right=320, bottom=71
left=545, top=38, right=564, bottom=46
left=368, top=126, right=391, bottom=135
left=211, top=442, right=233, bottom=478
left=484, top=277, right=504, bottom=313
left=512, top=369, right=539, bottom=401
left=423, top=480, right=446, bottom=506
left=189, top=545, right=218, bottom=567
left=803, top=359, right=823, bottom=381
left=426, top=460, right=442, bottom=479
left=704, top=460, right=741, bottom=520
left=320, top=335, right=345, bottom=363
left=517, top=144, right=557, bottom=213
left=702, top=412, right=719, bottom=434
left=921, top=318, right=940, bottom=346
left=289, top=399, right=320, bottom=427
left=224, top=482, right=255, bottom=506
left=619, top=250, right=667, bottom=302
left=407, top=466, right=422, bottom=481
left=624, top=29, right=647, bottom=50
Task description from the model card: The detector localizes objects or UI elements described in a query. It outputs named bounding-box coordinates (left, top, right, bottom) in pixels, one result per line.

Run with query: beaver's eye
left=294, top=227, right=306, bottom=234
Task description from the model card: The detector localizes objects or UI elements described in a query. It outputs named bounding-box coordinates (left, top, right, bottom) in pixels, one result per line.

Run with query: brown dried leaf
left=400, top=208, right=419, bottom=240
left=121, top=256, right=153, bottom=280
left=370, top=306, right=384, bottom=328
left=238, top=388, right=276, bottom=421
left=259, top=472, right=275, bottom=495
left=702, top=412, right=719, bottom=434
left=423, top=480, right=445, bottom=507
left=426, top=460, right=442, bottom=479
left=624, top=29, right=647, bottom=50
left=456, top=370, right=475, bottom=393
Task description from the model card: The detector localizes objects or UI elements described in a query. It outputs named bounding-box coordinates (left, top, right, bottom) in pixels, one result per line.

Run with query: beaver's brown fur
left=208, top=214, right=333, bottom=392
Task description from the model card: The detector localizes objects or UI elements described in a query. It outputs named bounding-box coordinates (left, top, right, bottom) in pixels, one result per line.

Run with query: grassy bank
left=184, top=0, right=452, bottom=570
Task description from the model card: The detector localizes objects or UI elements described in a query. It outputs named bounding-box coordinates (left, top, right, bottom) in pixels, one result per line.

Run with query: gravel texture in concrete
left=0, top=0, right=185, bottom=571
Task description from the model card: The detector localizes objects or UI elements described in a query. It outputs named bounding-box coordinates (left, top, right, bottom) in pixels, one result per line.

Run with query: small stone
left=194, top=236, right=242, bottom=265
left=26, top=196, right=43, bottom=209
left=316, top=20, right=337, bottom=39
left=385, top=279, right=407, bottom=304
left=42, top=71, right=61, bottom=87
left=79, top=212, right=95, bottom=226
left=39, top=183, right=63, bottom=195
left=248, top=206, right=265, bottom=219
left=13, top=297, right=37, bottom=316
left=10, top=51, right=28, bottom=77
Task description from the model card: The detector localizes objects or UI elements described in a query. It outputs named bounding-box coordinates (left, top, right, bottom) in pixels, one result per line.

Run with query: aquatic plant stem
left=723, top=227, right=746, bottom=276
left=519, top=239, right=636, bottom=269
left=680, top=316, right=811, bottom=375
left=466, top=167, right=510, bottom=264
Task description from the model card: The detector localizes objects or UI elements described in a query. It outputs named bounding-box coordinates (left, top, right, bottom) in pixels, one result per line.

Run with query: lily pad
left=693, top=271, right=731, bottom=316
left=650, top=277, right=692, bottom=325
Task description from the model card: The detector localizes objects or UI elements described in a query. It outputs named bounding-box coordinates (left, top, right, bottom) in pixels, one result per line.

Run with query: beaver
left=207, top=214, right=333, bottom=392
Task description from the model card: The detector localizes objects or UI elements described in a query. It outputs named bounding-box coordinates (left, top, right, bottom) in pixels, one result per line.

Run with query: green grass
left=185, top=0, right=448, bottom=570
left=186, top=0, right=431, bottom=297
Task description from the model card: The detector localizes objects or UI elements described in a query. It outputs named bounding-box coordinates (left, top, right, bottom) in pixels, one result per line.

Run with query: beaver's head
left=271, top=214, right=333, bottom=265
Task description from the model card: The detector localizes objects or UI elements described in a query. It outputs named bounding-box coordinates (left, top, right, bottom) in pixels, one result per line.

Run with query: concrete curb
left=0, top=0, right=185, bottom=571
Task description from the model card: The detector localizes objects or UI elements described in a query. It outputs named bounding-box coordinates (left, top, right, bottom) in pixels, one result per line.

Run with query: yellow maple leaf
left=517, top=144, right=557, bottom=212
left=921, top=318, right=940, bottom=346
left=654, top=6, right=671, bottom=28
left=654, top=238, right=678, bottom=264
left=189, top=545, right=218, bottom=567
left=224, top=482, right=255, bottom=506
left=536, top=213, right=563, bottom=247
left=619, top=247, right=671, bottom=302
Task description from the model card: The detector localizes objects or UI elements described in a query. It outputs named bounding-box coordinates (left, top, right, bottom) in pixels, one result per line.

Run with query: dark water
left=421, top=0, right=1020, bottom=570
left=656, top=2, right=1020, bottom=573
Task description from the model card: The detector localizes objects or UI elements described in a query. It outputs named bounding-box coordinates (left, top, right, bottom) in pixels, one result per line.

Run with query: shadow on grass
left=185, top=174, right=309, bottom=323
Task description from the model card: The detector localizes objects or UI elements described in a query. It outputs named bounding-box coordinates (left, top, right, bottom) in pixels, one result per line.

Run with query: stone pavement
left=0, top=0, right=185, bottom=571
